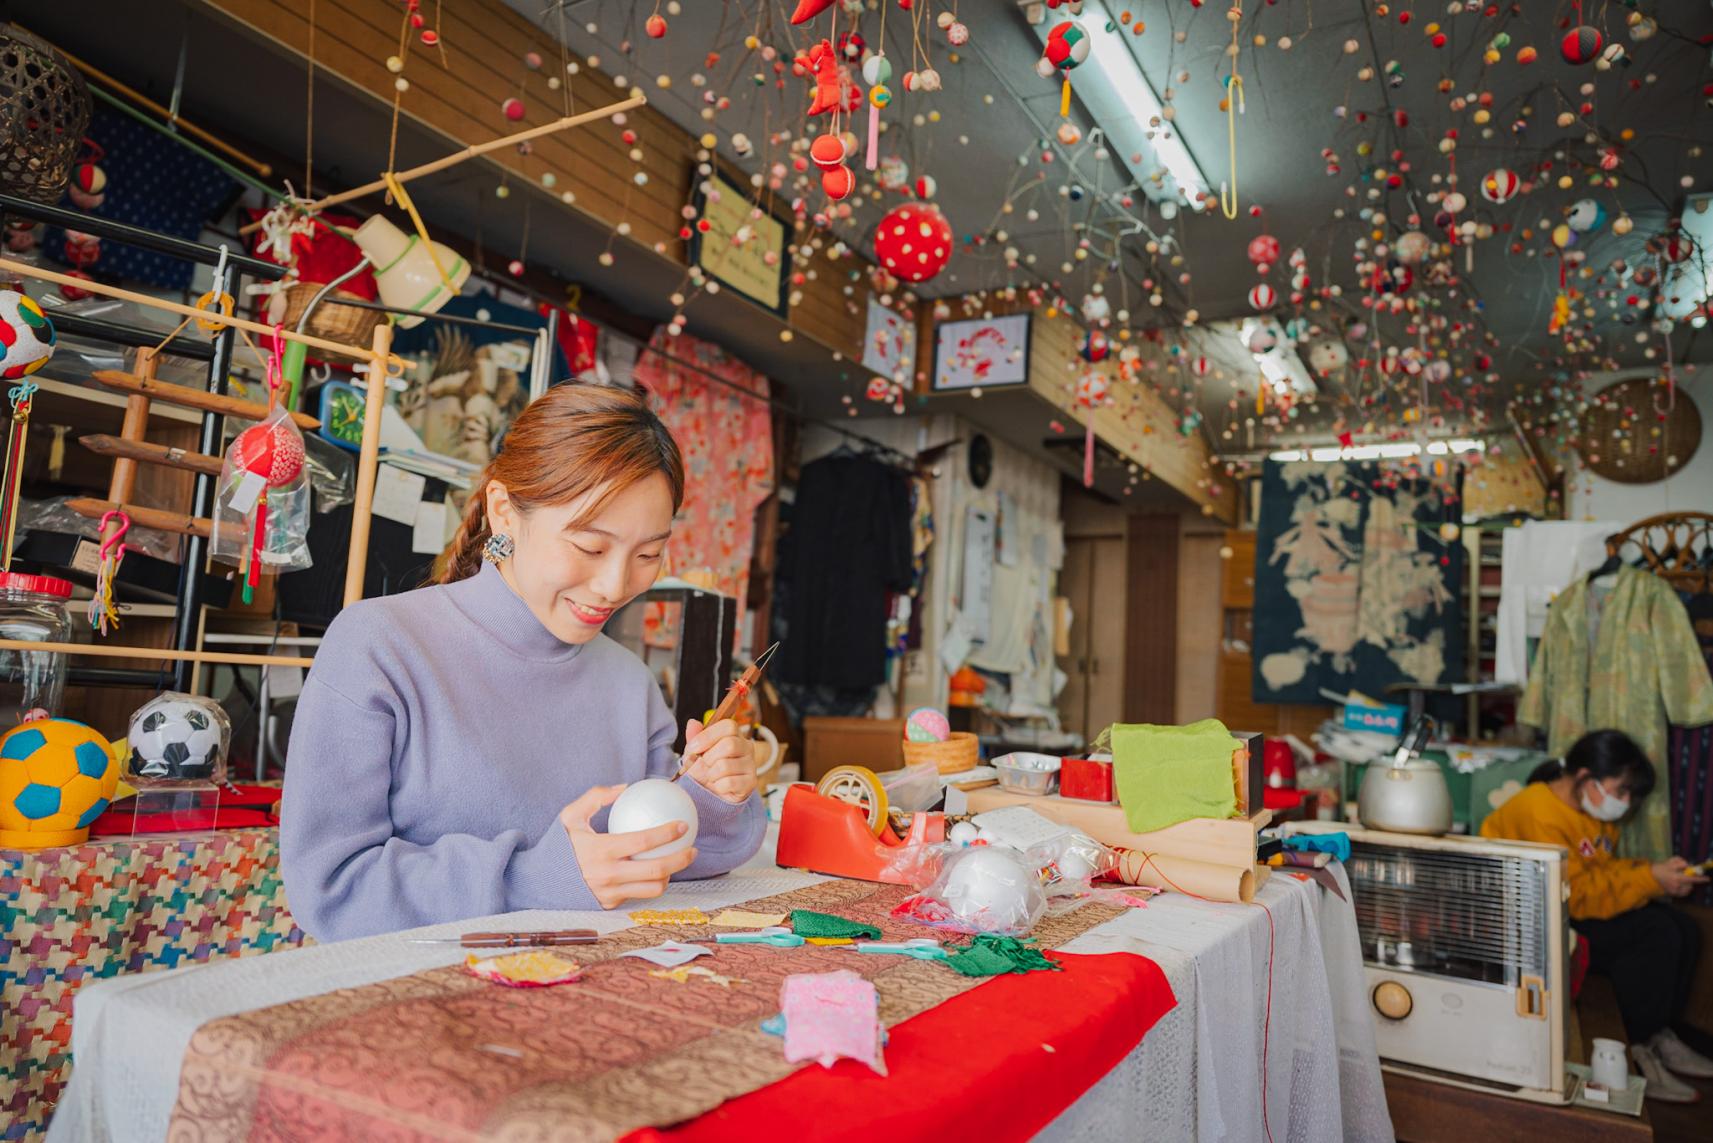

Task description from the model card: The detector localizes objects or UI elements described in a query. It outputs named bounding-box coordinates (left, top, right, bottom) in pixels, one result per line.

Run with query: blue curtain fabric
left=1252, top=459, right=1464, bottom=704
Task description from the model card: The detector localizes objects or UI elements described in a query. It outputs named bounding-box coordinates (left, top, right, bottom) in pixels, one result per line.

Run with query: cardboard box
left=801, top=717, right=906, bottom=782
left=1343, top=702, right=1406, bottom=735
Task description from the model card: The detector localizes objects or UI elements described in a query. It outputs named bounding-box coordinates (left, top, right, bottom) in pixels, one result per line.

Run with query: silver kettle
left=1357, top=715, right=1453, bottom=835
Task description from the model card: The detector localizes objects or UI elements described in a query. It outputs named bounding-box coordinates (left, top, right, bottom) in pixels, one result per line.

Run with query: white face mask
left=1580, top=786, right=1630, bottom=823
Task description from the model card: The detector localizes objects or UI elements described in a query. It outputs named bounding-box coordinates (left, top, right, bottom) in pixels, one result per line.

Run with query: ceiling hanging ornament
left=1248, top=283, right=1277, bottom=310
left=862, top=53, right=892, bottom=171
left=1481, top=168, right=1520, bottom=204
left=1074, top=370, right=1109, bottom=488
left=1037, top=20, right=1090, bottom=118
left=873, top=202, right=953, bottom=282
left=1246, top=234, right=1280, bottom=273
left=1561, top=24, right=1602, bottom=65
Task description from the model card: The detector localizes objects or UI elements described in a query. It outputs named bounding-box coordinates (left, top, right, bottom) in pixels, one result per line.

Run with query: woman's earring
left=482, top=532, right=515, bottom=565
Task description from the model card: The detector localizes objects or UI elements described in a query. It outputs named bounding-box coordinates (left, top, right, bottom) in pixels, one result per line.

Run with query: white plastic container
left=993, top=752, right=1061, bottom=796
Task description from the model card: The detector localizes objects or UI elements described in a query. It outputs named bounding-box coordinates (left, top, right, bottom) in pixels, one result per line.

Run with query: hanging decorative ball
left=1439, top=522, right=1461, bottom=543
left=914, top=174, right=937, bottom=200
left=1080, top=330, right=1109, bottom=363
left=501, top=97, right=526, bottom=121
left=836, top=30, right=866, bottom=60
left=1611, top=214, right=1634, bottom=236
left=1561, top=26, right=1601, bottom=65
left=1056, top=121, right=1082, bottom=146
left=916, top=67, right=943, bottom=92
left=231, top=419, right=305, bottom=487
left=872, top=202, right=953, bottom=283
left=645, top=14, right=668, bottom=38
left=1080, top=293, right=1111, bottom=325
left=1076, top=371, right=1110, bottom=406
left=1480, top=168, right=1520, bottom=204
left=1246, top=324, right=1278, bottom=353
left=948, top=22, right=970, bottom=46
left=420, top=29, right=440, bottom=47
left=809, top=132, right=846, bottom=169
left=866, top=376, right=892, bottom=402
left=62, top=230, right=101, bottom=267
left=508, top=258, right=525, bottom=276
left=1039, top=20, right=1090, bottom=76
left=1566, top=199, right=1607, bottom=233
left=876, top=154, right=910, bottom=191
left=1516, top=45, right=1538, bottom=65
left=1369, top=258, right=1413, bottom=294
left=1307, top=339, right=1348, bottom=374
left=1248, top=283, right=1277, bottom=310
left=1246, top=234, right=1280, bottom=270
left=1190, top=355, right=1211, bottom=377
left=861, top=54, right=892, bottom=86
left=0, top=292, right=57, bottom=379
left=1661, top=233, right=1695, bottom=264
left=58, top=270, right=95, bottom=302
left=1394, top=230, right=1431, bottom=265
left=67, top=164, right=107, bottom=210
left=869, top=84, right=892, bottom=109
left=821, top=165, right=855, bottom=200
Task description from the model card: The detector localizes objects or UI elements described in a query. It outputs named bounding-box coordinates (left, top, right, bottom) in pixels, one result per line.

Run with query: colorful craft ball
left=1567, top=199, right=1607, bottom=234
left=0, top=291, right=57, bottom=381
left=1516, top=45, right=1538, bottom=65
left=1660, top=233, right=1696, bottom=264
left=232, top=420, right=306, bottom=487
left=1480, top=167, right=1520, bottom=204
left=1246, top=234, right=1281, bottom=268
left=645, top=14, right=668, bottom=39
left=821, top=165, right=856, bottom=200
left=0, top=719, right=119, bottom=849
left=1561, top=25, right=1602, bottom=65
left=69, top=162, right=106, bottom=209
left=1307, top=339, right=1348, bottom=375
left=501, top=97, right=526, bottom=122
left=866, top=376, right=892, bottom=402
left=873, top=202, right=952, bottom=283
left=1041, top=21, right=1090, bottom=74
left=914, top=175, right=937, bottom=201
left=905, top=707, right=951, bottom=743
left=1394, top=230, right=1431, bottom=265
left=1248, top=283, right=1277, bottom=311
left=1080, top=330, right=1109, bottom=363
left=861, top=54, right=893, bottom=87
left=809, top=132, right=847, bottom=170
left=1075, top=371, right=1110, bottom=407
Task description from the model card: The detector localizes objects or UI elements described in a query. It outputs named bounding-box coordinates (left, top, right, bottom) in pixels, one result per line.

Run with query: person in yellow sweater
left=1482, top=730, right=1712, bottom=1103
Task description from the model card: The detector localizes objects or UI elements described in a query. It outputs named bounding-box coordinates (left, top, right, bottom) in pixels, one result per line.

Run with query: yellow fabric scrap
left=629, top=908, right=711, bottom=926
left=709, top=910, right=788, bottom=929
left=466, top=951, right=582, bottom=987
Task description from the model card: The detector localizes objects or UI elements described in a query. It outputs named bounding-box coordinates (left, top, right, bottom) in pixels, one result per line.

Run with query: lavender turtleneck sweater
left=281, top=562, right=766, bottom=942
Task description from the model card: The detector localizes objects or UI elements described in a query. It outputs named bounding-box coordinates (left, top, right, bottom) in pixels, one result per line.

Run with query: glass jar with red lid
left=0, top=571, right=73, bottom=727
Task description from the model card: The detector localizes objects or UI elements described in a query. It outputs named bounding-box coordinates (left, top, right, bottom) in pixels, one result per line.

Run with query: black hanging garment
left=773, top=453, right=913, bottom=691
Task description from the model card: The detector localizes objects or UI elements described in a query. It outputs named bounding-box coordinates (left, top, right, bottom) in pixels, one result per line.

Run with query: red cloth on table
left=624, top=950, right=1174, bottom=1143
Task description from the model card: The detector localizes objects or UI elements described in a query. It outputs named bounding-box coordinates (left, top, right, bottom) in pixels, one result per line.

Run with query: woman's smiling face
left=486, top=473, right=675, bottom=644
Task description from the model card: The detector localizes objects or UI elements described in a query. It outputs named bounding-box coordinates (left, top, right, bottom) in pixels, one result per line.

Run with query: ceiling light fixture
left=1028, top=0, right=1210, bottom=208
left=1268, top=439, right=1487, bottom=462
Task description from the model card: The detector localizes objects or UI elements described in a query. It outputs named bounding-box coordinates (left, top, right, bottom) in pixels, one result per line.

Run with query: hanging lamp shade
left=351, top=216, right=470, bottom=329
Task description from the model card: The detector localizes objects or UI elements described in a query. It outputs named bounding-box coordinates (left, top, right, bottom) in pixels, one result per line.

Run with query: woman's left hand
left=681, top=718, right=758, bottom=805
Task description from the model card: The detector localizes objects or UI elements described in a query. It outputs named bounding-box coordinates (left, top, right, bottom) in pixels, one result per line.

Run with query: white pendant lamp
left=351, top=215, right=470, bottom=329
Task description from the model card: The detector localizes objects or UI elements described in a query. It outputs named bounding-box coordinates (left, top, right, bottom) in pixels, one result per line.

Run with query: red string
left=1121, top=850, right=1278, bottom=1143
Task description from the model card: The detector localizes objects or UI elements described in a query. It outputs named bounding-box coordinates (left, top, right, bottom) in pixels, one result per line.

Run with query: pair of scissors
left=849, top=939, right=947, bottom=960
left=715, top=927, right=805, bottom=948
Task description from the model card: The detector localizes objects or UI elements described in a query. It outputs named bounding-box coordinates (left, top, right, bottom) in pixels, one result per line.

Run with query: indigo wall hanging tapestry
left=1252, top=460, right=1465, bottom=704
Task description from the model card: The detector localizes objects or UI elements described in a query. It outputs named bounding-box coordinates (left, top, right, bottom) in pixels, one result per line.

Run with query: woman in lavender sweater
left=282, top=384, right=766, bottom=941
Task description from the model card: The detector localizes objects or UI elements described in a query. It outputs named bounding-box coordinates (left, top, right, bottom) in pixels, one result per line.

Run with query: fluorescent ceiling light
left=1233, top=318, right=1316, bottom=396
left=1269, top=440, right=1487, bottom=462
left=1029, top=0, right=1210, bottom=207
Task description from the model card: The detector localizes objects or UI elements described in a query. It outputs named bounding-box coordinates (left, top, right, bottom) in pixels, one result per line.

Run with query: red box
left=1059, top=757, right=1115, bottom=803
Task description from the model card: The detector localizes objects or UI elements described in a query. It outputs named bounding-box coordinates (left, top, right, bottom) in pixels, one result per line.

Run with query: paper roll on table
left=1113, top=847, right=1256, bottom=903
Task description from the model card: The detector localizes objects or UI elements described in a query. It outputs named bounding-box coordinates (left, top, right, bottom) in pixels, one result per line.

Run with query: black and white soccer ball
left=127, top=694, right=228, bottom=783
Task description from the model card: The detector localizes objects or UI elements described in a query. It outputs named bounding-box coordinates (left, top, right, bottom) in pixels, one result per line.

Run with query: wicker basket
left=0, top=28, right=92, bottom=204
left=901, top=731, right=980, bottom=775
left=267, top=281, right=385, bottom=347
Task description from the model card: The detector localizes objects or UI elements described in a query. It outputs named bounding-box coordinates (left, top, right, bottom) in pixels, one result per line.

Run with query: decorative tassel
left=88, top=510, right=130, bottom=637
left=1083, top=421, right=1096, bottom=488
left=866, top=101, right=880, bottom=169
left=0, top=382, right=38, bottom=573
left=1060, top=77, right=1072, bottom=118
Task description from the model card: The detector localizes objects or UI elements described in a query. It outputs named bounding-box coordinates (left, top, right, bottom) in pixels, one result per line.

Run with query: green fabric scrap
left=1111, top=718, right=1238, bottom=834
left=945, top=934, right=1063, bottom=978
left=788, top=909, right=882, bottom=940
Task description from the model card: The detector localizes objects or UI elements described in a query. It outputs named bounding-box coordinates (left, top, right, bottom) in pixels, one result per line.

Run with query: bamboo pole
left=67, top=498, right=212, bottom=540
left=0, top=259, right=382, bottom=363
left=344, top=323, right=395, bottom=606
left=27, top=32, right=274, bottom=177
left=0, top=637, right=312, bottom=669
left=93, top=371, right=321, bottom=432
left=237, top=93, right=648, bottom=235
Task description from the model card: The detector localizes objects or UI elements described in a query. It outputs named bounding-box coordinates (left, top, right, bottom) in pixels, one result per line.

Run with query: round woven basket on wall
left=0, top=27, right=92, bottom=204
left=266, top=281, right=385, bottom=348
left=901, top=731, right=980, bottom=775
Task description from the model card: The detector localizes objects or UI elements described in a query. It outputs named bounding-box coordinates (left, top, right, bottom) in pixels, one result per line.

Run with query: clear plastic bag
left=125, top=692, right=232, bottom=787
left=892, top=844, right=1047, bottom=937
left=212, top=404, right=313, bottom=576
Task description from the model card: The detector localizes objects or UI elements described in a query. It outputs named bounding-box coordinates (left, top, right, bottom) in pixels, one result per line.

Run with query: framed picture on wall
left=932, top=312, right=1031, bottom=392
left=688, top=168, right=790, bottom=317
left=862, top=296, right=915, bottom=383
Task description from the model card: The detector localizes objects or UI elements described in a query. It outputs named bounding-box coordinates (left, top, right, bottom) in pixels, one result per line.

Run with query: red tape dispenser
left=776, top=777, right=945, bottom=884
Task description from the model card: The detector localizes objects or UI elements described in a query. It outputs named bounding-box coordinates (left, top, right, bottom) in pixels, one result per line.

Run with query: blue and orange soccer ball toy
left=0, top=719, right=119, bottom=849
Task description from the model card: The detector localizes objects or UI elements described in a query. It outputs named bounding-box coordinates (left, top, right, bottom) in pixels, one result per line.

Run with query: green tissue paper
left=1111, top=719, right=1237, bottom=834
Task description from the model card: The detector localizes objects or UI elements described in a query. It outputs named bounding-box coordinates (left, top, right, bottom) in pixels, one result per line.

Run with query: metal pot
left=1356, top=713, right=1453, bottom=835
left=1357, top=759, right=1454, bottom=834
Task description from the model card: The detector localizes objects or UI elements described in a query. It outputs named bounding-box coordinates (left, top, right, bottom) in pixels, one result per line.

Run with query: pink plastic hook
left=98, top=510, right=130, bottom=560
left=267, top=325, right=286, bottom=395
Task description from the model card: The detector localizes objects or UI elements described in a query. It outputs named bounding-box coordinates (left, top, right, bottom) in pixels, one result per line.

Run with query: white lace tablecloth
left=48, top=830, right=1392, bottom=1142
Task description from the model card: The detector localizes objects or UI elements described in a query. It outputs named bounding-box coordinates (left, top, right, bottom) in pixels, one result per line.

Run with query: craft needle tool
left=408, top=930, right=600, bottom=948
left=715, top=927, right=806, bottom=948
left=847, top=939, right=948, bottom=960
left=670, top=641, right=780, bottom=783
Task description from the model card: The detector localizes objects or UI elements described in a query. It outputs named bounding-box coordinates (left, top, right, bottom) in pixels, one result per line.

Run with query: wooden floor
left=1384, top=1070, right=1653, bottom=1143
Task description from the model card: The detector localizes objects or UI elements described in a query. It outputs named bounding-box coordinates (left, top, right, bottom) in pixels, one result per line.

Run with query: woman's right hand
left=1651, top=857, right=1709, bottom=898
left=559, top=786, right=698, bottom=909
